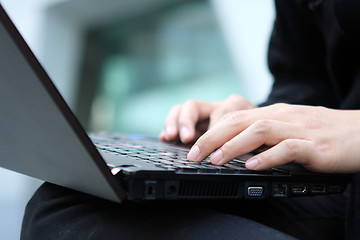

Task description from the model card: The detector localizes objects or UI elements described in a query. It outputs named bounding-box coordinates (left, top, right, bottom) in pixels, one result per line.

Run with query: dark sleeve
left=334, top=0, right=360, bottom=41
left=261, top=0, right=340, bottom=107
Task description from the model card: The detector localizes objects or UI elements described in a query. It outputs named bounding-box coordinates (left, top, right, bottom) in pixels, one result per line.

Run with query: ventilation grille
left=178, top=180, right=239, bottom=199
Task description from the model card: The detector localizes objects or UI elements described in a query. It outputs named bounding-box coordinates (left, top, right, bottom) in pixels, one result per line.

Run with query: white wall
left=1, top=0, right=65, bottom=60
left=212, top=0, right=275, bottom=104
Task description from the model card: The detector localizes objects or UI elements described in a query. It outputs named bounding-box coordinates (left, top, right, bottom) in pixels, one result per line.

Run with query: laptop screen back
left=0, top=5, right=123, bottom=202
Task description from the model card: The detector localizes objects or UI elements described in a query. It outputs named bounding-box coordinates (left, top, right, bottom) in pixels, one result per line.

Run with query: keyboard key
left=93, top=135, right=283, bottom=176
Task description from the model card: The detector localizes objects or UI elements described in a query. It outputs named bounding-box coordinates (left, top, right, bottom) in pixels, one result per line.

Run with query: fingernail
left=210, top=149, right=223, bottom=165
left=187, top=145, right=200, bottom=161
left=245, top=158, right=259, bottom=170
left=180, top=127, right=191, bottom=142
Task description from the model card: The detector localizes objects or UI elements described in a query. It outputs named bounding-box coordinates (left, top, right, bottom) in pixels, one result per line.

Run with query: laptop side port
left=327, top=184, right=341, bottom=193
left=272, top=183, right=288, bottom=198
left=144, top=180, right=157, bottom=200
left=310, top=184, right=326, bottom=194
left=164, top=181, right=179, bottom=199
left=247, top=186, right=264, bottom=197
left=245, top=182, right=267, bottom=198
left=291, top=184, right=307, bottom=194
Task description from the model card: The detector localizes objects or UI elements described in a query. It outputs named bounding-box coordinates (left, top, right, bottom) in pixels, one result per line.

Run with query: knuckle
left=221, top=111, right=245, bottom=124
left=282, top=139, right=300, bottom=156
left=227, top=94, right=253, bottom=109
left=252, top=120, right=272, bottom=135
left=270, top=103, right=308, bottom=118
left=209, top=111, right=222, bottom=123
left=262, top=151, right=277, bottom=167
left=221, top=141, right=234, bottom=155
left=178, top=114, right=193, bottom=127
left=272, top=103, right=288, bottom=109
left=271, top=103, right=291, bottom=113
left=302, top=120, right=320, bottom=130
left=209, top=111, right=220, bottom=119
left=210, top=107, right=228, bottom=120
left=174, top=104, right=182, bottom=109
left=178, top=100, right=199, bottom=125
left=227, top=94, right=244, bottom=102
left=178, top=119, right=189, bottom=127
left=198, top=132, right=216, bottom=150
left=313, top=105, right=326, bottom=111
left=169, top=104, right=182, bottom=114
left=184, top=99, right=198, bottom=108
left=283, top=104, right=303, bottom=114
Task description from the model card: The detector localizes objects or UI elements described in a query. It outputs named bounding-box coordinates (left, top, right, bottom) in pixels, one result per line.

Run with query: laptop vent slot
left=178, top=180, right=239, bottom=199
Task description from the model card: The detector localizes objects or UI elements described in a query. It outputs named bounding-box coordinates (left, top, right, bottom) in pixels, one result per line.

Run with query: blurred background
left=0, top=0, right=274, bottom=238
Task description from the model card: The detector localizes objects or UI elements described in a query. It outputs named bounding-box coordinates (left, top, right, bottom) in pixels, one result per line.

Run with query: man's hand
left=159, top=94, right=255, bottom=144
left=186, top=103, right=360, bottom=173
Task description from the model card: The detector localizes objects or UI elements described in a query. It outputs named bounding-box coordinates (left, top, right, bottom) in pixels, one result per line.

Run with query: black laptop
left=0, top=4, right=351, bottom=203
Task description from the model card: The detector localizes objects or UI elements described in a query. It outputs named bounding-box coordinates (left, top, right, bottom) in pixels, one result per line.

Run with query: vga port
left=247, top=186, right=264, bottom=197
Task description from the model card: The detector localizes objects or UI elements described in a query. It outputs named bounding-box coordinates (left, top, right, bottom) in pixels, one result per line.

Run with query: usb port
left=292, top=184, right=307, bottom=194
left=311, top=184, right=326, bottom=193
left=247, top=186, right=264, bottom=197
left=328, top=184, right=341, bottom=193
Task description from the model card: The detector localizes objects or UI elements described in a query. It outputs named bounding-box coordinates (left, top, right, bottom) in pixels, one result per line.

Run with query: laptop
left=0, top=4, right=351, bottom=203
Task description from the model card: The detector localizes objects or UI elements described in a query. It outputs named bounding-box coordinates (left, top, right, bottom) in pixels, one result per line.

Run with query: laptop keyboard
left=91, top=134, right=289, bottom=176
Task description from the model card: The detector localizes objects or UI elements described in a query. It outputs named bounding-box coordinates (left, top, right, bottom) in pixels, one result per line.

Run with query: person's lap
left=20, top=183, right=346, bottom=240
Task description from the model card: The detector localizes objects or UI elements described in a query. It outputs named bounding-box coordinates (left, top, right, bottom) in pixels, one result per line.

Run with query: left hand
left=186, top=103, right=360, bottom=173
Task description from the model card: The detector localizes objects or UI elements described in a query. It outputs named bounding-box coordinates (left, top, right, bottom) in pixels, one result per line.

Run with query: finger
left=209, top=95, right=255, bottom=129
left=187, top=111, right=247, bottom=162
left=158, top=131, right=166, bottom=141
left=187, top=106, right=296, bottom=162
left=164, top=105, right=182, bottom=141
left=245, top=139, right=315, bottom=171
left=210, top=120, right=306, bottom=165
left=209, top=120, right=307, bottom=165
left=178, top=100, right=214, bottom=144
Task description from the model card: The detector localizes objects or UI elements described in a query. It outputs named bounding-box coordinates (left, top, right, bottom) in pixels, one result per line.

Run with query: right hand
left=159, top=94, right=256, bottom=144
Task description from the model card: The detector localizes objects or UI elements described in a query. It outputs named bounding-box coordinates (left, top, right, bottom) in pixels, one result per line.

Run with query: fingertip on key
left=187, top=145, right=200, bottom=161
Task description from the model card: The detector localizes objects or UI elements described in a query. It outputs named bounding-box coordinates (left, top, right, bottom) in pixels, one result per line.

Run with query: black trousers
left=21, top=183, right=347, bottom=240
